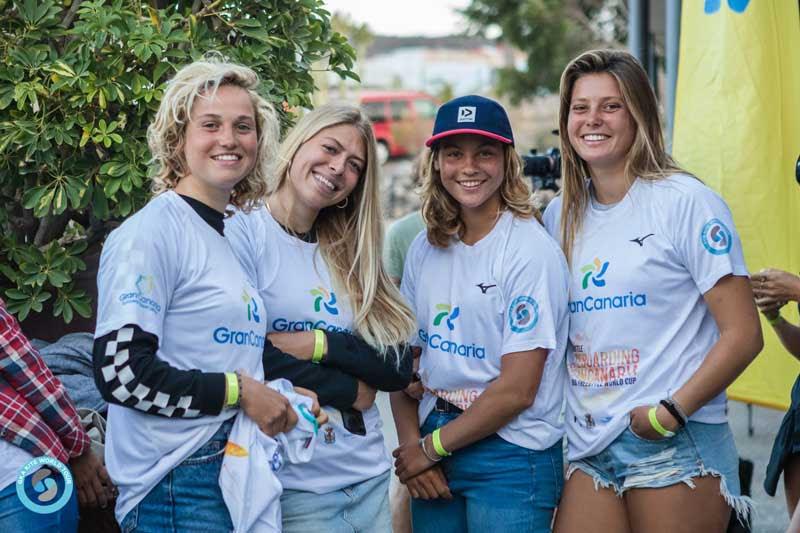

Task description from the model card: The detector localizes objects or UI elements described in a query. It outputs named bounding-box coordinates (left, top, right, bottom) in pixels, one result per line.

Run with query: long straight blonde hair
left=270, top=105, right=416, bottom=358
left=558, top=49, right=687, bottom=264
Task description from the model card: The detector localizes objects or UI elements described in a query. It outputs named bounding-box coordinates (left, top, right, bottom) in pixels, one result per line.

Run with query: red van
left=359, top=91, right=438, bottom=164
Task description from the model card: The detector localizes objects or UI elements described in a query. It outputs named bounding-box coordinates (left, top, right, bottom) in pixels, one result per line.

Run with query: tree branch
left=61, top=0, right=84, bottom=29
left=33, top=212, right=72, bottom=247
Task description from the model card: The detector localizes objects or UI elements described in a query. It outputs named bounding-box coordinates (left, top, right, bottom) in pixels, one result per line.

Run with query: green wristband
left=224, top=372, right=239, bottom=408
left=431, top=428, right=451, bottom=457
left=312, top=329, right=325, bottom=364
left=648, top=406, right=675, bottom=438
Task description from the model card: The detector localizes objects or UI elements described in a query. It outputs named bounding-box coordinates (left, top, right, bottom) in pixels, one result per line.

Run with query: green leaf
left=47, top=270, right=71, bottom=288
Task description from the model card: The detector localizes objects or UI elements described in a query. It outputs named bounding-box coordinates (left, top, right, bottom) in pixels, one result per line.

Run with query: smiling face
left=567, top=72, right=636, bottom=179
left=286, top=123, right=366, bottom=211
left=181, top=84, right=258, bottom=205
left=436, top=134, right=505, bottom=214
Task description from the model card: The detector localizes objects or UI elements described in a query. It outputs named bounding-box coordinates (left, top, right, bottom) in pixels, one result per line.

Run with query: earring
left=337, top=196, right=349, bottom=209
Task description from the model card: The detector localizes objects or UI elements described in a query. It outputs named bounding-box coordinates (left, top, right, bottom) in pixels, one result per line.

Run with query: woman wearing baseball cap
left=391, top=95, right=570, bottom=532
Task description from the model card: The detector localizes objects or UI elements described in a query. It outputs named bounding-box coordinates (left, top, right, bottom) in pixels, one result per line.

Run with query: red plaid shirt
left=0, top=298, right=89, bottom=463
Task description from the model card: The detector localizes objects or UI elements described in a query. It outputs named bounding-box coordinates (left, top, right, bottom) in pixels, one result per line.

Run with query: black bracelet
left=660, top=399, right=687, bottom=427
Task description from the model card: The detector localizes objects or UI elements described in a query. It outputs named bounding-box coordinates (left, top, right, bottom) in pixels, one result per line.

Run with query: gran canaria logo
left=433, top=304, right=460, bottom=331
left=581, top=258, right=609, bottom=290
left=700, top=218, right=732, bottom=255
left=119, top=274, right=161, bottom=313
left=241, top=288, right=261, bottom=323
left=310, top=286, right=338, bottom=315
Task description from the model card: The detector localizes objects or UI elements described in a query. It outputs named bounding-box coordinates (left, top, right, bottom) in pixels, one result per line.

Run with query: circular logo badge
left=700, top=218, right=732, bottom=255
left=16, top=456, right=74, bottom=514
left=508, top=296, right=539, bottom=333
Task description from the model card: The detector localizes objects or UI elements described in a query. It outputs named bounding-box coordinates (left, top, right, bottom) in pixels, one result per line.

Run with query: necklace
left=265, top=198, right=317, bottom=243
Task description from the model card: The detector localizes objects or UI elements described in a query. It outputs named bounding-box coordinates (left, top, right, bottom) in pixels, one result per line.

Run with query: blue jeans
left=411, top=411, right=563, bottom=533
left=281, top=470, right=391, bottom=533
left=119, top=420, right=233, bottom=533
left=0, top=478, right=78, bottom=532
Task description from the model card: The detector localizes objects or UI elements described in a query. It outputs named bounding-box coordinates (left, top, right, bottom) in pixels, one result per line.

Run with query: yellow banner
left=673, top=0, right=800, bottom=410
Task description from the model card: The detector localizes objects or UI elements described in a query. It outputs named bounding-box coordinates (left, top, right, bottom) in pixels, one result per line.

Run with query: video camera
left=522, top=147, right=561, bottom=191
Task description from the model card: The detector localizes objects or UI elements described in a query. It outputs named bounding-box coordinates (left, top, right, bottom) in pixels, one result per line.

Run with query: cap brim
left=425, top=129, right=513, bottom=147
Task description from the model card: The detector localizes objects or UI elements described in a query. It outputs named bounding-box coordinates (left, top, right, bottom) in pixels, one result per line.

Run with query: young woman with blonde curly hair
left=226, top=104, right=417, bottom=532
left=543, top=49, right=762, bottom=533
left=391, top=95, right=570, bottom=532
left=92, top=58, right=321, bottom=531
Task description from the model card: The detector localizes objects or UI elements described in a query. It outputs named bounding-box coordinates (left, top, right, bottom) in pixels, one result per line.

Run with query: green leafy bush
left=0, top=0, right=358, bottom=321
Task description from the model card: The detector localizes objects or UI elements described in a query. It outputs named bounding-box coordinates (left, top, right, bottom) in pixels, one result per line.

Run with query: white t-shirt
left=95, top=191, right=266, bottom=522
left=226, top=207, right=390, bottom=494
left=543, top=175, right=748, bottom=460
left=401, top=211, right=569, bottom=451
left=0, top=440, right=34, bottom=491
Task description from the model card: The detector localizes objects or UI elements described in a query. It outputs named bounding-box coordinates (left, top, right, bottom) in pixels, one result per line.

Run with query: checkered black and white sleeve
left=92, top=324, right=226, bottom=418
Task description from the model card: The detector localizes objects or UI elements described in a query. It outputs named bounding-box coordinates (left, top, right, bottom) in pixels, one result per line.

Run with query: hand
left=352, top=380, right=376, bottom=411
left=69, top=448, right=116, bottom=508
left=268, top=332, right=316, bottom=361
left=628, top=404, right=679, bottom=441
left=240, top=373, right=297, bottom=436
left=294, top=386, right=329, bottom=426
left=754, top=296, right=785, bottom=319
left=393, top=435, right=437, bottom=482
left=752, top=268, right=800, bottom=303
left=403, top=380, right=424, bottom=401
left=405, top=465, right=452, bottom=500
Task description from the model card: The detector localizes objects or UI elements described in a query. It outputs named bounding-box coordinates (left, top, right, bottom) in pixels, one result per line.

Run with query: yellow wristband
left=312, top=329, right=325, bottom=364
left=224, top=372, right=239, bottom=408
left=648, top=406, right=675, bottom=438
left=431, top=428, right=451, bottom=457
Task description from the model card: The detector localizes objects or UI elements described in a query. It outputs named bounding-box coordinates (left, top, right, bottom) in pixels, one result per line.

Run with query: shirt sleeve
left=0, top=300, right=89, bottom=458
left=383, top=222, right=405, bottom=281
left=400, top=234, right=423, bottom=348
left=324, top=333, right=412, bottom=391
left=262, top=339, right=358, bottom=410
left=541, top=195, right=561, bottom=239
left=668, top=183, right=748, bottom=294
left=225, top=208, right=263, bottom=286
left=93, top=325, right=225, bottom=417
left=500, top=225, right=567, bottom=357
left=93, top=219, right=226, bottom=418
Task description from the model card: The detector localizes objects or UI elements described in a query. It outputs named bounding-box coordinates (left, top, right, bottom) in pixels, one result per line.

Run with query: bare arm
left=393, top=349, right=547, bottom=482
left=631, top=275, right=763, bottom=439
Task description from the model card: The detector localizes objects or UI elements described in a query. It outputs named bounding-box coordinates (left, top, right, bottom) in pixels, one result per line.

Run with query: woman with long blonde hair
left=391, top=95, right=570, bottom=532
left=227, top=104, right=417, bottom=532
left=543, top=49, right=762, bottom=533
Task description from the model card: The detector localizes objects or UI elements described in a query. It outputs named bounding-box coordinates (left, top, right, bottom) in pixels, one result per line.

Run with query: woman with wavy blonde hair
left=391, top=95, right=570, bottom=532
left=227, top=103, right=417, bottom=532
left=92, top=58, right=316, bottom=531
left=542, top=49, right=761, bottom=533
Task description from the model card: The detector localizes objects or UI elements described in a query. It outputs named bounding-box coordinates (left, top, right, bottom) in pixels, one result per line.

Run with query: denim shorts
left=411, top=410, right=563, bottom=533
left=281, top=470, right=391, bottom=533
left=567, top=421, right=753, bottom=524
left=119, top=419, right=234, bottom=533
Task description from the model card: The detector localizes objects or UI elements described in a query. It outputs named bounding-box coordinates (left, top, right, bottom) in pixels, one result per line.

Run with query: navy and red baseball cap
left=425, top=95, right=514, bottom=147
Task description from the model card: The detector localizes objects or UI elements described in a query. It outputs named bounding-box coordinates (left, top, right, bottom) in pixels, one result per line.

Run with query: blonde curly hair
left=420, top=143, right=537, bottom=248
left=147, top=57, right=280, bottom=211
